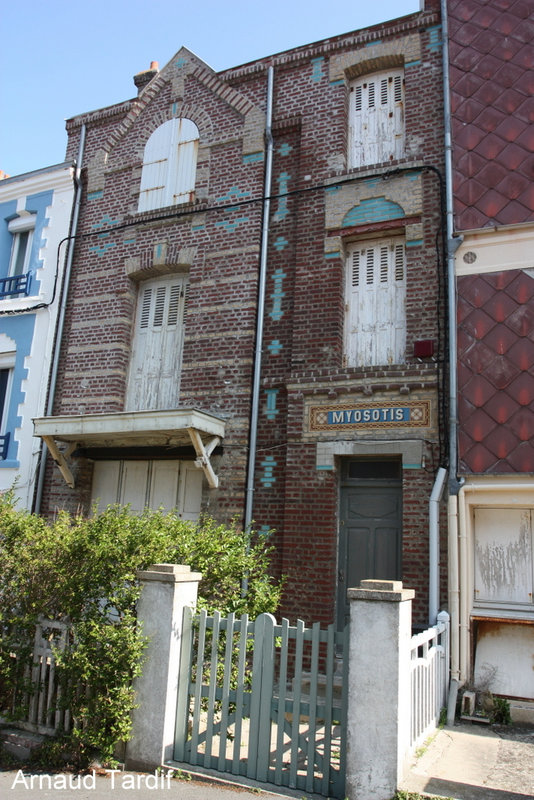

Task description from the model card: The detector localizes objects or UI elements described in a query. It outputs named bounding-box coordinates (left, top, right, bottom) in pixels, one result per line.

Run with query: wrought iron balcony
left=0, top=272, right=31, bottom=298
left=0, top=432, right=10, bottom=460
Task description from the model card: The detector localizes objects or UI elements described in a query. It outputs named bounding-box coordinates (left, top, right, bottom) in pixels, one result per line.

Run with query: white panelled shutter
left=138, top=118, right=199, bottom=212
left=126, top=274, right=188, bottom=411
left=346, top=238, right=406, bottom=366
left=91, top=460, right=203, bottom=518
left=349, top=69, right=404, bottom=168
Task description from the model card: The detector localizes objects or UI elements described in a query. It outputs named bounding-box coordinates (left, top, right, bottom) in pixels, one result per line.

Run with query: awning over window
left=33, top=408, right=225, bottom=489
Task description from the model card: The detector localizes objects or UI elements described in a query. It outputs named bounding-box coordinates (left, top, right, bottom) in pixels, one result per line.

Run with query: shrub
left=0, top=491, right=282, bottom=765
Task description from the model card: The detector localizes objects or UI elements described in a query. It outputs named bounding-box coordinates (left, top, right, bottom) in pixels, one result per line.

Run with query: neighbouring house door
left=90, top=459, right=203, bottom=519
left=337, top=459, right=402, bottom=630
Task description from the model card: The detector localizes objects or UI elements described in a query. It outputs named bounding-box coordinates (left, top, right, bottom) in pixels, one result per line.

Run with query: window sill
left=129, top=198, right=208, bottom=224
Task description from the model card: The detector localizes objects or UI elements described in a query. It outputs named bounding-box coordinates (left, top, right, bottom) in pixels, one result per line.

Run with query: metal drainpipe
left=34, top=124, right=86, bottom=513
left=429, top=465, right=447, bottom=625
left=441, top=0, right=464, bottom=718
left=242, top=66, right=274, bottom=589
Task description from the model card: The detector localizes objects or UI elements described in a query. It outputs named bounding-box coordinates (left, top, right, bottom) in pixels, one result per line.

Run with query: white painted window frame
left=7, top=214, right=36, bottom=277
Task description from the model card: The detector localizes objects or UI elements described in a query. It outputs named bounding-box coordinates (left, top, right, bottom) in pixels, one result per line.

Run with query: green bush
left=0, top=491, right=282, bottom=765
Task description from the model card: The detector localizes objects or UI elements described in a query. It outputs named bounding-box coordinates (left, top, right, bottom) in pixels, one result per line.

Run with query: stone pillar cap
left=347, top=579, right=415, bottom=602
left=137, top=563, right=202, bottom=583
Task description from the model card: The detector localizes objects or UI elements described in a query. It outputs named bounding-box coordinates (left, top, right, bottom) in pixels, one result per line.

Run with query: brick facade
left=41, top=3, right=445, bottom=627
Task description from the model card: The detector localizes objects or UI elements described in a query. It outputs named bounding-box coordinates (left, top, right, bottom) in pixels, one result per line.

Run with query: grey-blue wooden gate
left=174, top=609, right=348, bottom=798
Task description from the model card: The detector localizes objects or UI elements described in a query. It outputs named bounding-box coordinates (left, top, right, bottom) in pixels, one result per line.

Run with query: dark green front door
left=337, top=459, right=402, bottom=630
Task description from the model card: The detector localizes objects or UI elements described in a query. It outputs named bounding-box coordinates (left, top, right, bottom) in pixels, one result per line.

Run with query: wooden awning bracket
left=187, top=428, right=221, bottom=489
left=42, top=436, right=77, bottom=489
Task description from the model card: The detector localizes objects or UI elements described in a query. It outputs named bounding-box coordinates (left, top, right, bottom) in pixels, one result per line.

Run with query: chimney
left=134, top=61, right=159, bottom=94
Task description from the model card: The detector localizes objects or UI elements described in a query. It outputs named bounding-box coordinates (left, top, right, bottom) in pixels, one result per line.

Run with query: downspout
left=243, top=66, right=274, bottom=586
left=34, top=124, right=86, bottom=513
left=441, top=0, right=464, bottom=721
left=429, top=466, right=447, bottom=625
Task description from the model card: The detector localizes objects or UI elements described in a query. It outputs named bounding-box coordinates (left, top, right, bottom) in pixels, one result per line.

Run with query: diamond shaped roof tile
left=461, top=442, right=499, bottom=472
left=462, top=374, right=497, bottom=407
left=484, top=392, right=520, bottom=424
left=507, top=338, right=534, bottom=371
left=507, top=443, right=534, bottom=472
left=484, top=426, right=520, bottom=460
left=505, top=271, right=534, bottom=304
left=460, top=306, right=497, bottom=341
left=449, top=0, right=534, bottom=228
left=506, top=303, right=534, bottom=339
left=508, top=407, right=534, bottom=442
left=508, top=372, right=534, bottom=406
left=482, top=291, right=518, bottom=323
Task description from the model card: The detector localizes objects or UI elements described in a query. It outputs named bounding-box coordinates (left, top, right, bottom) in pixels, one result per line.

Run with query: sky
left=1, top=0, right=420, bottom=178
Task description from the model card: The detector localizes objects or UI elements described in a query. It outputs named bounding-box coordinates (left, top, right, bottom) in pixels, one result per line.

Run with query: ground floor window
left=91, top=459, right=203, bottom=519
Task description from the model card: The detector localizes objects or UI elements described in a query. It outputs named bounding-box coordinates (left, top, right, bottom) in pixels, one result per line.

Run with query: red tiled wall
left=458, top=269, right=534, bottom=473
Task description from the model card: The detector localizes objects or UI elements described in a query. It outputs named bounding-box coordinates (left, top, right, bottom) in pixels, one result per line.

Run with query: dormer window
left=138, top=118, right=199, bottom=212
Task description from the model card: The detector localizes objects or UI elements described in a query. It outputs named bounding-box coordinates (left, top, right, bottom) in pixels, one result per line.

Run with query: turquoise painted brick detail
left=342, top=197, right=405, bottom=227
left=89, top=235, right=117, bottom=256
left=260, top=456, right=276, bottom=487
left=243, top=152, right=264, bottom=164
left=191, top=224, right=205, bottom=231
left=365, top=39, right=382, bottom=47
left=406, top=239, right=424, bottom=248
left=123, top=237, right=136, bottom=245
left=363, top=177, right=382, bottom=188
left=92, top=214, right=121, bottom=229
left=325, top=251, right=341, bottom=260
left=329, top=79, right=345, bottom=86
left=273, top=236, right=288, bottom=251
left=325, top=185, right=341, bottom=194
left=87, top=191, right=103, bottom=201
left=311, top=57, right=324, bottom=83
left=265, top=389, right=279, bottom=420
left=405, top=60, right=421, bottom=69
left=427, top=25, right=442, bottom=51
left=270, top=269, right=286, bottom=321
left=316, top=464, right=335, bottom=470
left=218, top=186, right=251, bottom=203
left=408, top=171, right=422, bottom=181
left=267, top=339, right=283, bottom=355
left=258, top=525, right=271, bottom=538
left=215, top=217, right=249, bottom=232
left=174, top=57, right=187, bottom=68
left=278, top=143, right=292, bottom=157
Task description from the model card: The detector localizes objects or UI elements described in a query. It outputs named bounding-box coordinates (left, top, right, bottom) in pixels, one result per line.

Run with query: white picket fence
left=409, top=610, right=450, bottom=751
left=1, top=618, right=72, bottom=735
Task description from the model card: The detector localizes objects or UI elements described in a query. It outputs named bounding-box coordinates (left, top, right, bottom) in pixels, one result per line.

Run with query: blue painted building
left=0, top=163, right=75, bottom=508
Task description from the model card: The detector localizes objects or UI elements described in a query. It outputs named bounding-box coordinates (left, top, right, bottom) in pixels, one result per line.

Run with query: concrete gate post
left=345, top=579, right=414, bottom=800
left=126, top=564, right=201, bottom=771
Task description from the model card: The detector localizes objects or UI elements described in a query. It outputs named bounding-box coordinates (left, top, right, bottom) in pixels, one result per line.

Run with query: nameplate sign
left=310, top=401, right=430, bottom=431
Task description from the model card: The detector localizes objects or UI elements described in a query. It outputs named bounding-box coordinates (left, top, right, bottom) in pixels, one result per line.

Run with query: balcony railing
left=0, top=272, right=31, bottom=298
left=0, top=432, right=10, bottom=460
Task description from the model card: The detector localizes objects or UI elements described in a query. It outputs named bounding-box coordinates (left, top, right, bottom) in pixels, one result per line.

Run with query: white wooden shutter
left=138, top=118, right=199, bottom=212
left=91, top=459, right=203, bottom=518
left=346, top=238, right=406, bottom=366
left=126, top=274, right=188, bottom=411
left=349, top=69, right=404, bottom=168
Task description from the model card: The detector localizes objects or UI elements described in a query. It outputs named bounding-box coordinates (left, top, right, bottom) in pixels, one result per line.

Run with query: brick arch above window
left=344, top=54, right=405, bottom=82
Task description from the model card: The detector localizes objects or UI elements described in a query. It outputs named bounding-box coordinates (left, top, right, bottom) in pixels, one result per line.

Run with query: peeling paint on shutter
left=138, top=118, right=199, bottom=212
left=126, top=274, right=188, bottom=411
left=345, top=237, right=406, bottom=366
left=349, top=69, right=405, bottom=168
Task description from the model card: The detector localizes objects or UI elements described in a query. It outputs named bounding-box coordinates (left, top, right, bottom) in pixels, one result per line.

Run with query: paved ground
left=401, top=721, right=534, bottom=800
left=2, top=721, right=534, bottom=800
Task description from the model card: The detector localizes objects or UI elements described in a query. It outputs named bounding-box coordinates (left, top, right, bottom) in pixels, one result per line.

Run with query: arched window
left=348, top=69, right=404, bottom=168
left=138, top=118, right=199, bottom=212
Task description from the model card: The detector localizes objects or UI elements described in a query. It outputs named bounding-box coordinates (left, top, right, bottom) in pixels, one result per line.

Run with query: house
left=0, top=164, right=75, bottom=509
left=446, top=0, right=534, bottom=710
left=34, top=0, right=445, bottom=628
